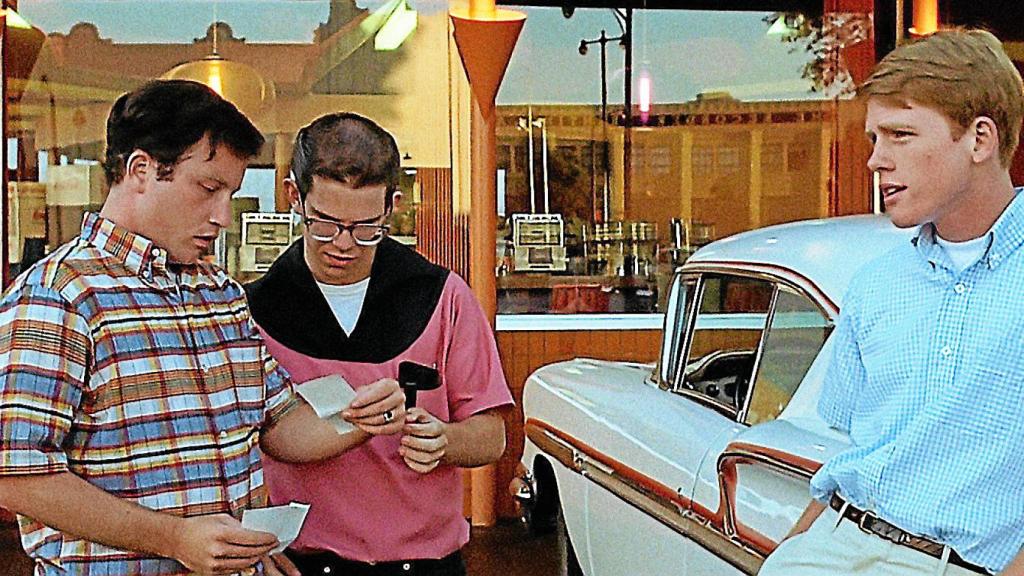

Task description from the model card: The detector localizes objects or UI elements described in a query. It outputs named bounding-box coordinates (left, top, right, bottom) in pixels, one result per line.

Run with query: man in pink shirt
left=246, top=112, right=513, bottom=576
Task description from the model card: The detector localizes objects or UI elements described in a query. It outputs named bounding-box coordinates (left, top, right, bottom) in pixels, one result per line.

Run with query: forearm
left=260, top=401, right=371, bottom=463
left=783, top=499, right=826, bottom=541
left=441, top=411, right=506, bottom=468
left=1000, top=549, right=1024, bottom=575
left=0, top=472, right=182, bottom=558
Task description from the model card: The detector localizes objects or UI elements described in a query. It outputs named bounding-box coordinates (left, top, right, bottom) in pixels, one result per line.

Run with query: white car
left=512, top=216, right=913, bottom=576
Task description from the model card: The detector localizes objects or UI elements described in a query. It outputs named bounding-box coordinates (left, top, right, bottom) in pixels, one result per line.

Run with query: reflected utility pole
left=579, top=8, right=632, bottom=224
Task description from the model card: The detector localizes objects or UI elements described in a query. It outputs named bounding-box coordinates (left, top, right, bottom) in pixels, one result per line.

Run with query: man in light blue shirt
left=759, top=29, right=1024, bottom=576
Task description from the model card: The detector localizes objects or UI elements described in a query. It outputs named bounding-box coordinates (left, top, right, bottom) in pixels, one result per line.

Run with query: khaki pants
left=758, top=507, right=984, bottom=576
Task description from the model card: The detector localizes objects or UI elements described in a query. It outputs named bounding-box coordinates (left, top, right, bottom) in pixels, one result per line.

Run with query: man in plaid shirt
left=0, top=80, right=406, bottom=576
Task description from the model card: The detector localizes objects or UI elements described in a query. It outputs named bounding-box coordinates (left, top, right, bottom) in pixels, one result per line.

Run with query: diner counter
left=495, top=313, right=663, bottom=331
left=497, top=273, right=656, bottom=290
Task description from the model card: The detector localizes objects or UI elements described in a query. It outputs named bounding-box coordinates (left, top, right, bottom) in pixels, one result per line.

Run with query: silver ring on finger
left=382, top=409, right=394, bottom=424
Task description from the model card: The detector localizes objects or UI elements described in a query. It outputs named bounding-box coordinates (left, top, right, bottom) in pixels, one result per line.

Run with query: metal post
left=526, top=108, right=536, bottom=213
left=539, top=117, right=549, bottom=214
left=622, top=8, right=632, bottom=211
left=599, top=30, right=609, bottom=223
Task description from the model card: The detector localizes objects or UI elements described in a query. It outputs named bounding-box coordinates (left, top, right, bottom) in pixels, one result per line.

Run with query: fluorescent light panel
left=375, top=2, right=417, bottom=51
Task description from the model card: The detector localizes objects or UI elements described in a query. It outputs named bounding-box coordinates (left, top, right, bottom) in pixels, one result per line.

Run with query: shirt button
left=954, top=283, right=966, bottom=294
left=402, top=563, right=411, bottom=571
left=941, top=346, right=952, bottom=357
left=322, top=567, right=331, bottom=574
left=219, top=430, right=228, bottom=439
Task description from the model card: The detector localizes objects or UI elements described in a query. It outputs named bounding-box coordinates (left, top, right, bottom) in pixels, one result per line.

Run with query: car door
left=575, top=273, right=740, bottom=576
left=687, top=278, right=846, bottom=574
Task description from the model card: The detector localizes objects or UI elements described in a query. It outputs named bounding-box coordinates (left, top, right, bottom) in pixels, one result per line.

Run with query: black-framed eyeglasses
left=301, top=204, right=390, bottom=246
left=303, top=217, right=389, bottom=246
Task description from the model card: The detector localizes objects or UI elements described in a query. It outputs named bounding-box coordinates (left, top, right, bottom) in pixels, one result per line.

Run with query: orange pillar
left=450, top=2, right=525, bottom=527
left=910, top=0, right=939, bottom=37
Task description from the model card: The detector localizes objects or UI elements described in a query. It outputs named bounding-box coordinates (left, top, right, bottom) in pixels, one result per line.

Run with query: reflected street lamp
left=579, top=8, right=632, bottom=224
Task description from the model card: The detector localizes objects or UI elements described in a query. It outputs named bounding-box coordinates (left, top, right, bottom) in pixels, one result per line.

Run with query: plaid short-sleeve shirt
left=0, top=213, right=297, bottom=575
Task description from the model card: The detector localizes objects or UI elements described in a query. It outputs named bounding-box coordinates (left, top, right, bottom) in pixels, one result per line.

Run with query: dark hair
left=290, top=112, right=400, bottom=210
left=102, top=79, right=265, bottom=184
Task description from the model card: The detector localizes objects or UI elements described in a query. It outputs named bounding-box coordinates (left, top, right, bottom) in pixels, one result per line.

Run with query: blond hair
left=860, top=29, right=1024, bottom=167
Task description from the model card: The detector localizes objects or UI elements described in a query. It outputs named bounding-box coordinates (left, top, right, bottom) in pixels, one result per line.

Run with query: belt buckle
left=856, top=509, right=872, bottom=533
left=860, top=512, right=907, bottom=545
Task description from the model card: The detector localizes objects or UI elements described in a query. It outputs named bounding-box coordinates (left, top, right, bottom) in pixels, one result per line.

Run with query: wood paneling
left=415, top=168, right=471, bottom=280
left=494, top=328, right=662, bottom=518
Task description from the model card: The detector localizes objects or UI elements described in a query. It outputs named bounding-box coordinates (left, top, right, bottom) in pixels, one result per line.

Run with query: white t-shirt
left=934, top=233, right=989, bottom=273
left=316, top=277, right=371, bottom=335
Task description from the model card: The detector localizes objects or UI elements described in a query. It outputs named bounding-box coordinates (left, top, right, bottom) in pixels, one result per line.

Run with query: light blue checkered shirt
left=810, top=189, right=1024, bottom=573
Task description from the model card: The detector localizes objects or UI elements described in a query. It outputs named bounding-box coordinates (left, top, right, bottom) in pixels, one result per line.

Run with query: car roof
left=686, top=215, right=915, bottom=307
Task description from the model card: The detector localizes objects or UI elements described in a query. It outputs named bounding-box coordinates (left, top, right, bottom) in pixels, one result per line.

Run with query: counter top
left=497, top=273, right=656, bottom=290
left=495, top=313, right=663, bottom=332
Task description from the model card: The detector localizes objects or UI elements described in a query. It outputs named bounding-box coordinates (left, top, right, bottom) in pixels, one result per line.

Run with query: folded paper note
left=241, top=502, right=311, bottom=554
left=295, top=374, right=359, bottom=434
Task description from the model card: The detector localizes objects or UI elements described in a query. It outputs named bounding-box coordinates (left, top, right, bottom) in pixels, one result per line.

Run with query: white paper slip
left=241, top=502, right=311, bottom=555
left=295, top=374, right=358, bottom=434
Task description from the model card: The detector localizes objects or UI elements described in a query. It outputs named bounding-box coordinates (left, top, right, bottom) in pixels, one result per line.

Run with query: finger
left=404, top=407, right=430, bottom=423
left=403, top=455, right=440, bottom=474
left=348, top=378, right=401, bottom=409
left=344, top=392, right=406, bottom=421
left=401, top=446, right=446, bottom=465
left=262, top=554, right=285, bottom=576
left=215, top=541, right=279, bottom=559
left=355, top=419, right=405, bottom=436
left=349, top=405, right=402, bottom=428
left=401, top=434, right=446, bottom=452
left=221, top=526, right=280, bottom=548
left=401, top=422, right=443, bottom=438
left=271, top=552, right=303, bottom=576
left=208, top=555, right=267, bottom=574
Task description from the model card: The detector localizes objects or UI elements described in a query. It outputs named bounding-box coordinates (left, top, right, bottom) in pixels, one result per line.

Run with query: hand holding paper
left=295, top=374, right=359, bottom=434
left=241, top=502, right=310, bottom=555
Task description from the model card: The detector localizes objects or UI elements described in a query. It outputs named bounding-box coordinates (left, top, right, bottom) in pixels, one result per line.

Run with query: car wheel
left=557, top=507, right=584, bottom=576
left=524, top=459, right=559, bottom=537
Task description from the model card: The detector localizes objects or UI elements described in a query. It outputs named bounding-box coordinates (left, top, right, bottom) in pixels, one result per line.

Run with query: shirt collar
left=80, top=212, right=167, bottom=278
left=79, top=212, right=230, bottom=287
left=912, top=187, right=1024, bottom=272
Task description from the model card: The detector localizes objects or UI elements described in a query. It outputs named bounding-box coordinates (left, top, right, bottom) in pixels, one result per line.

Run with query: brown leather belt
left=829, top=494, right=989, bottom=574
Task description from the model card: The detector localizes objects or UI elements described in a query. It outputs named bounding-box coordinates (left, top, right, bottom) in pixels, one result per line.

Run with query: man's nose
left=332, top=227, right=357, bottom=250
left=867, top=144, right=891, bottom=172
left=210, top=194, right=232, bottom=228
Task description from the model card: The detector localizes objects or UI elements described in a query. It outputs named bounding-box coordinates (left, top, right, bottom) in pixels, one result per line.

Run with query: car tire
left=524, top=459, right=559, bottom=537
left=557, top=507, right=584, bottom=576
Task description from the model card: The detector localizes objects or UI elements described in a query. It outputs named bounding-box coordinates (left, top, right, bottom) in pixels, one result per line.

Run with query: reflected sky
left=18, top=1, right=821, bottom=104
left=501, top=7, right=820, bottom=104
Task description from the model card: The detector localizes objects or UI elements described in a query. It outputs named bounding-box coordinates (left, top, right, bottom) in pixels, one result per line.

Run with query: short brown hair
left=290, top=113, right=400, bottom=210
left=860, top=29, right=1024, bottom=167
left=104, top=80, right=264, bottom=184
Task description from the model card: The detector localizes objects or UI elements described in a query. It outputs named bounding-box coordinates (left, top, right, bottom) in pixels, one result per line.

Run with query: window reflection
left=5, top=0, right=437, bottom=284
left=495, top=7, right=842, bottom=316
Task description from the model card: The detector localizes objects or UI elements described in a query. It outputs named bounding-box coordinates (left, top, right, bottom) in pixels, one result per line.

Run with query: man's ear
left=970, top=116, right=1000, bottom=164
left=125, top=150, right=153, bottom=189
left=283, top=178, right=302, bottom=211
left=391, top=190, right=403, bottom=211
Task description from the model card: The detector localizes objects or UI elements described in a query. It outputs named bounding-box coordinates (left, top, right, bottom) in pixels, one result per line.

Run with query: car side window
left=678, top=274, right=773, bottom=415
left=658, top=274, right=698, bottom=388
left=743, top=285, right=833, bottom=425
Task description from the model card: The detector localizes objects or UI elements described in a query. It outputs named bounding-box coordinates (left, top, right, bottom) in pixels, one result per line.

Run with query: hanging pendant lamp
left=161, top=22, right=274, bottom=118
